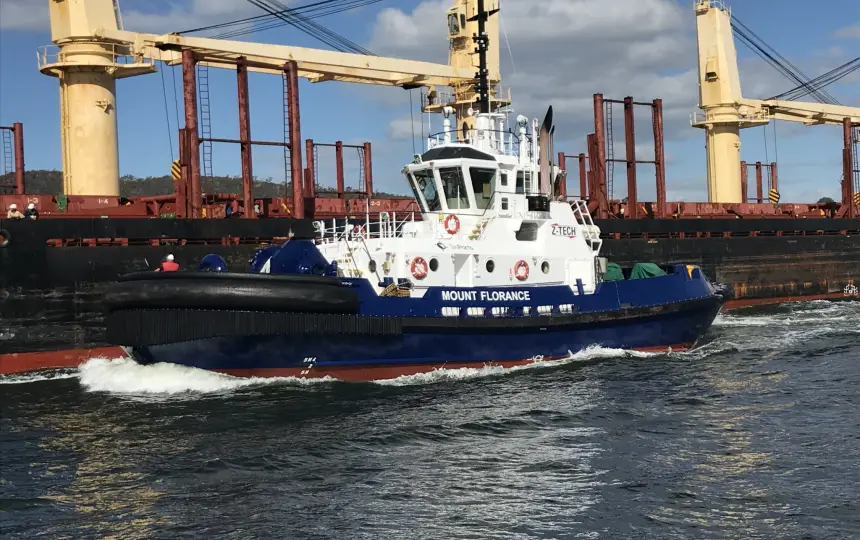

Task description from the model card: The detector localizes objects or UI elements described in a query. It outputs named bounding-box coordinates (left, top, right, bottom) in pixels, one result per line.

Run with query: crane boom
left=692, top=0, right=860, bottom=203
left=740, top=99, right=860, bottom=126
left=40, top=0, right=502, bottom=196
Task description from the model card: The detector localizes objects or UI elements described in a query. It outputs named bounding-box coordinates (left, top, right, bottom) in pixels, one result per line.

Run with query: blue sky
left=0, top=0, right=857, bottom=201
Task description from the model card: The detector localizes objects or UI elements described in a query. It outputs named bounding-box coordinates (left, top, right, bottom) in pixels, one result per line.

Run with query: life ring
left=444, top=214, right=460, bottom=235
left=513, top=260, right=529, bottom=281
left=410, top=256, right=428, bottom=280
left=0, top=229, right=9, bottom=248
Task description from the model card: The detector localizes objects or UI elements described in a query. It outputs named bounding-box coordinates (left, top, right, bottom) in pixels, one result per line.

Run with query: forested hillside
left=0, top=170, right=411, bottom=199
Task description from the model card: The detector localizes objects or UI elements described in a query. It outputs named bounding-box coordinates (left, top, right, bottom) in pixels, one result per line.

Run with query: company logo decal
left=551, top=223, right=576, bottom=238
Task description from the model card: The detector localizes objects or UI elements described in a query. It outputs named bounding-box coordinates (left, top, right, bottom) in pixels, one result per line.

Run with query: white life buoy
left=444, top=214, right=460, bottom=235
left=410, top=257, right=428, bottom=280
left=513, top=260, right=529, bottom=281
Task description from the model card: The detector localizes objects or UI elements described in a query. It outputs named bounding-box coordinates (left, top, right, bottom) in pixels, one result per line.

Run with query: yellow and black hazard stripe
left=171, top=160, right=181, bottom=180
left=768, top=188, right=780, bottom=205
left=854, top=191, right=860, bottom=207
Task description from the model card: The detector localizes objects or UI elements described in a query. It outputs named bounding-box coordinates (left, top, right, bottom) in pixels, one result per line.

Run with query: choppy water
left=1, top=300, right=859, bottom=539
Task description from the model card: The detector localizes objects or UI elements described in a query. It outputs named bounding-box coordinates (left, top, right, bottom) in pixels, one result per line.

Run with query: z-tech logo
left=551, top=223, right=576, bottom=238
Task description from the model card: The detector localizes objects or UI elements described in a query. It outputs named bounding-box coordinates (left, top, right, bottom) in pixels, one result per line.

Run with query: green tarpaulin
left=629, top=262, right=667, bottom=280
left=604, top=262, right=625, bottom=281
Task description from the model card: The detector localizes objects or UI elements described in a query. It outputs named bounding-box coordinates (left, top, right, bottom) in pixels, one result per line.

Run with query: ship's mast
left=423, top=0, right=510, bottom=135
left=471, top=0, right=495, bottom=115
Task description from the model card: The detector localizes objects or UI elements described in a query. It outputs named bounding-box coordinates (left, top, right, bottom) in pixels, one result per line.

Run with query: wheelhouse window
left=439, top=167, right=470, bottom=210
left=411, top=168, right=441, bottom=212
left=470, top=168, right=497, bottom=210
left=516, top=171, right=525, bottom=194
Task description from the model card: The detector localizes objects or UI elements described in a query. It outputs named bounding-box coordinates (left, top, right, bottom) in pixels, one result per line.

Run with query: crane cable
left=179, top=0, right=383, bottom=45
left=730, top=17, right=839, bottom=105
left=245, top=0, right=373, bottom=54
left=256, top=0, right=373, bottom=54
left=179, top=0, right=358, bottom=34
left=212, top=1, right=384, bottom=40
left=770, top=57, right=860, bottom=101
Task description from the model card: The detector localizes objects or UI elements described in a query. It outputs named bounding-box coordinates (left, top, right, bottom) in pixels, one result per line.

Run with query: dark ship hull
left=1, top=217, right=858, bottom=364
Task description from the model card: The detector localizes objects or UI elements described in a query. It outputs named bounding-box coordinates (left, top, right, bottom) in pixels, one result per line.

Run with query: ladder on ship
left=605, top=101, right=615, bottom=200
left=854, top=126, right=859, bottom=197
left=197, top=62, right=213, bottom=194
left=281, top=72, right=291, bottom=193
left=0, top=129, right=13, bottom=194
left=357, top=146, right=366, bottom=195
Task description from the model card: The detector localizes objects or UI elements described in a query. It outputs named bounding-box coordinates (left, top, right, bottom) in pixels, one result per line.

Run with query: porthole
left=486, top=259, right=495, bottom=273
left=368, top=260, right=377, bottom=273
left=541, top=261, right=550, bottom=274
left=430, top=258, right=439, bottom=271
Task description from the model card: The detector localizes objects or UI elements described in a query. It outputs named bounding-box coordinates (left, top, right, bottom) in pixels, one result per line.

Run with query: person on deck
left=24, top=203, right=39, bottom=220
left=155, top=254, right=179, bottom=272
left=6, top=204, right=23, bottom=219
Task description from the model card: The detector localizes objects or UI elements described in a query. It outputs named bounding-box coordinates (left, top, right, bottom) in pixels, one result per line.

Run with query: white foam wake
left=0, top=369, right=79, bottom=385
left=374, top=345, right=657, bottom=386
left=77, top=357, right=334, bottom=397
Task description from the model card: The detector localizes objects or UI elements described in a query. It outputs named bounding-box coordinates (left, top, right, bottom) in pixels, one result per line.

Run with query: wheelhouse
left=403, top=144, right=545, bottom=218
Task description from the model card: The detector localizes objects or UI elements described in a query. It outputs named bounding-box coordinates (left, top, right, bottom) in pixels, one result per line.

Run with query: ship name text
left=441, top=290, right=532, bottom=302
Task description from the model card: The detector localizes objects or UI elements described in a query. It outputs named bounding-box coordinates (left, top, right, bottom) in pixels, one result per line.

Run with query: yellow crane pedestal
left=39, top=42, right=155, bottom=197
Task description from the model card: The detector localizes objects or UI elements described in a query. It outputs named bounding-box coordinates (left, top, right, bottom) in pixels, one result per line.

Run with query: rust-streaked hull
left=1, top=217, right=858, bottom=365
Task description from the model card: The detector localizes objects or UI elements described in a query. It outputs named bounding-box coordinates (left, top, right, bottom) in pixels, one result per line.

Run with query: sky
left=0, top=0, right=858, bottom=202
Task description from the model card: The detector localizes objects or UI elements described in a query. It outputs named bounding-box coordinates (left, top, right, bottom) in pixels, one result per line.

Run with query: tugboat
left=101, top=1, right=725, bottom=381
left=103, top=102, right=725, bottom=380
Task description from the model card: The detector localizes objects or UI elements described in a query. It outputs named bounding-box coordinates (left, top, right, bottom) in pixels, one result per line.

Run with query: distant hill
left=0, top=170, right=412, bottom=199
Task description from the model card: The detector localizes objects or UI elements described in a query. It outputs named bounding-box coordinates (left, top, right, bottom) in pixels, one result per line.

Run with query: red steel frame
left=559, top=93, right=855, bottom=220
left=582, top=94, right=668, bottom=219
left=0, top=88, right=856, bottom=222
left=0, top=122, right=25, bottom=194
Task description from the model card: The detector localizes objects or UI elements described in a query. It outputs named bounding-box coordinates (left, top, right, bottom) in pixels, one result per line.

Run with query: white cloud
left=386, top=117, right=419, bottom=141
left=0, top=0, right=49, bottom=30
left=367, top=0, right=858, bottom=202
left=369, top=0, right=700, bottom=147
left=122, top=0, right=263, bottom=34
left=0, top=0, right=264, bottom=34
left=835, top=22, right=860, bottom=38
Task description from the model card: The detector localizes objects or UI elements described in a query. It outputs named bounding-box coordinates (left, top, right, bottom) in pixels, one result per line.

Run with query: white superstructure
left=310, top=109, right=605, bottom=297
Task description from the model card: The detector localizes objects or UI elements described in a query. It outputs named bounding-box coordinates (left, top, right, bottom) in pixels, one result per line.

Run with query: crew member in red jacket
left=155, top=254, right=179, bottom=272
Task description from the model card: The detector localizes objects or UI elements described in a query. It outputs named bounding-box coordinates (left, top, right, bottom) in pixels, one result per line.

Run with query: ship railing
left=698, top=0, right=729, bottom=12
left=313, top=211, right=416, bottom=244
left=690, top=109, right=770, bottom=126
left=36, top=44, right=154, bottom=70
left=426, top=129, right=530, bottom=158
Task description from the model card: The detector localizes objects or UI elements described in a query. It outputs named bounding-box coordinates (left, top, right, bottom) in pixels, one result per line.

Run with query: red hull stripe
left=722, top=291, right=855, bottom=310
left=0, top=346, right=126, bottom=375
left=0, top=343, right=693, bottom=378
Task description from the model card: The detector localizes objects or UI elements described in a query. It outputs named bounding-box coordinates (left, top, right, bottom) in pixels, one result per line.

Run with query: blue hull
left=130, top=296, right=722, bottom=380
left=107, top=244, right=727, bottom=381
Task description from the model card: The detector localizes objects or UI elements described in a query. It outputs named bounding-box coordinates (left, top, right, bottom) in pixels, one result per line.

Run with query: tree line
left=0, top=170, right=411, bottom=199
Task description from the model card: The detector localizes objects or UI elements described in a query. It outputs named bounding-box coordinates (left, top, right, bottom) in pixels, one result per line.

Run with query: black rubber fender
left=0, top=229, right=9, bottom=248
left=104, top=272, right=359, bottom=314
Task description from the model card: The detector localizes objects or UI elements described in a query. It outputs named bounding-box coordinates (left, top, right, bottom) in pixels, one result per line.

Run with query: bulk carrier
left=0, top=0, right=858, bottom=372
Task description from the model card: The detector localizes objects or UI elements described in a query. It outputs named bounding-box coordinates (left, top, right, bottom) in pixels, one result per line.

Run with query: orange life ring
left=410, top=256, right=428, bottom=280
left=513, top=260, right=529, bottom=281
left=444, top=214, right=460, bottom=235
